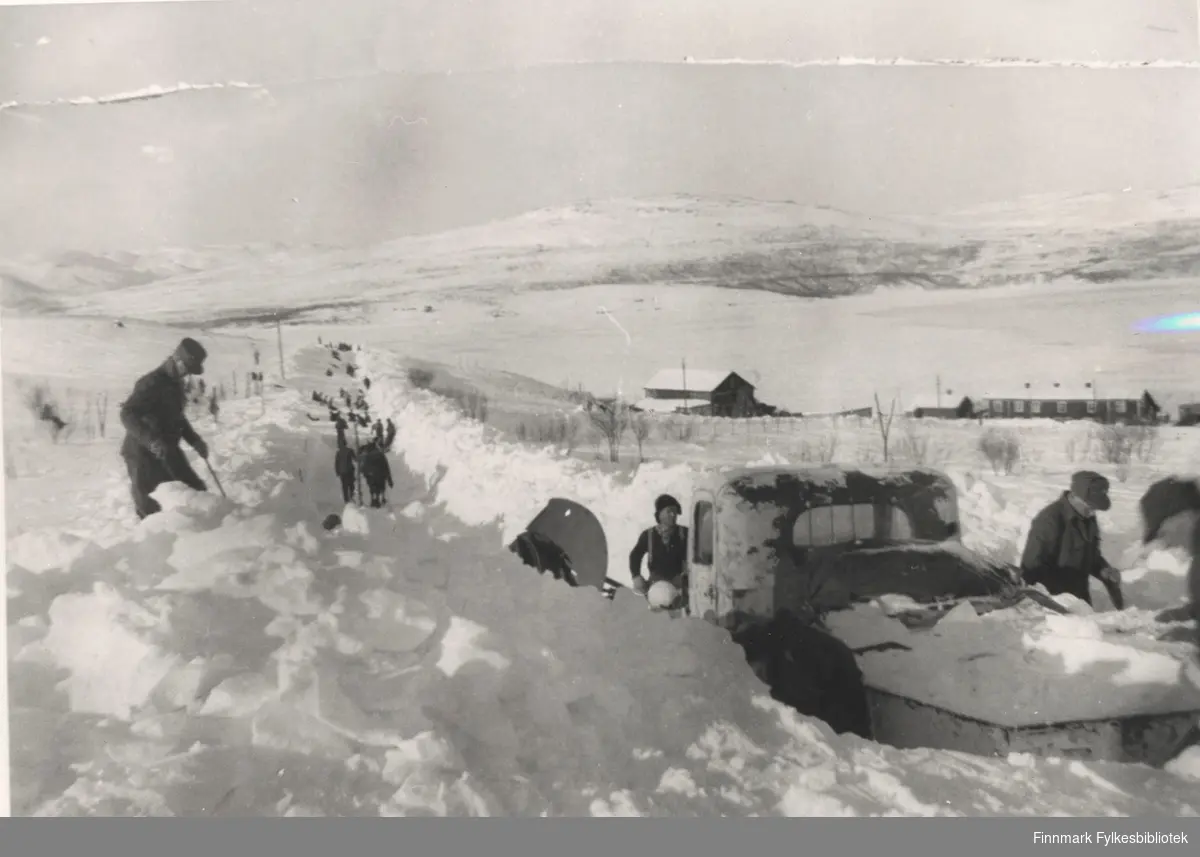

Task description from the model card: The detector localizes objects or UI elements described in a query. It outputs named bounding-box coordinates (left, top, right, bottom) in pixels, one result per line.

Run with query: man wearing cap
left=1020, top=470, right=1123, bottom=607
left=119, top=337, right=211, bottom=519
left=629, top=493, right=689, bottom=598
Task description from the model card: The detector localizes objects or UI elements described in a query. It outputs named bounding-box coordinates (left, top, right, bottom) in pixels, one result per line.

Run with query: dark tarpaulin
left=511, top=498, right=609, bottom=591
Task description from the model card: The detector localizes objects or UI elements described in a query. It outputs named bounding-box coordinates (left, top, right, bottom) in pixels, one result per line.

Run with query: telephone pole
left=276, top=314, right=286, bottom=382
left=681, top=357, right=689, bottom=414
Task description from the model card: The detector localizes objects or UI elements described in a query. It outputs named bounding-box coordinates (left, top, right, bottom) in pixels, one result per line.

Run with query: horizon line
left=5, top=54, right=1200, bottom=112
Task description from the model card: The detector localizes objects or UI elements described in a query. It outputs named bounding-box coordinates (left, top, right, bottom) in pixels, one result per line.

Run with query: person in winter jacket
left=1020, top=470, right=1123, bottom=606
left=359, top=440, right=394, bottom=508
left=629, top=494, right=689, bottom=598
left=1139, top=476, right=1200, bottom=663
left=334, top=436, right=357, bottom=503
left=119, top=337, right=210, bottom=520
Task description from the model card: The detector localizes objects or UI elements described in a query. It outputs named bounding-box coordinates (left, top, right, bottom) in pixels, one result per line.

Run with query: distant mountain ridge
left=4, top=187, right=1197, bottom=322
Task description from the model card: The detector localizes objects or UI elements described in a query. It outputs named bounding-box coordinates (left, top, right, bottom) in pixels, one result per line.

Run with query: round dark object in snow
left=322, top=514, right=342, bottom=531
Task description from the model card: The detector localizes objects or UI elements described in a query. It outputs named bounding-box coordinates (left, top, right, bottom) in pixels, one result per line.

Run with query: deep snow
left=7, top=334, right=1200, bottom=816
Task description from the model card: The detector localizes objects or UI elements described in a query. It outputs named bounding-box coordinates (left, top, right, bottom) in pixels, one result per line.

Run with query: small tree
left=629, top=412, right=651, bottom=462
left=588, top=399, right=628, bottom=463
left=873, top=393, right=897, bottom=462
left=979, top=427, right=1022, bottom=475
left=93, top=392, right=109, bottom=438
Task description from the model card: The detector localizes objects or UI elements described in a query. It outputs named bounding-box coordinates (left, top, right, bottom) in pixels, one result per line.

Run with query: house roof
left=631, top=397, right=711, bottom=414
left=981, top=385, right=1150, bottom=401
left=906, top=402, right=960, bottom=412
left=643, top=369, right=748, bottom=393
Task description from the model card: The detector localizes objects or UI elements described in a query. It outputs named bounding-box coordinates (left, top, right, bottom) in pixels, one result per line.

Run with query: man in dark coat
left=629, top=494, right=690, bottom=600
left=1020, top=470, right=1123, bottom=606
left=119, top=337, right=210, bottom=520
left=359, top=440, right=393, bottom=508
left=334, top=436, right=357, bottom=503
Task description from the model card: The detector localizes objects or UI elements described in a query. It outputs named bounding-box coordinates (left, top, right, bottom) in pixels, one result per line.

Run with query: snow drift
left=7, top=347, right=1200, bottom=817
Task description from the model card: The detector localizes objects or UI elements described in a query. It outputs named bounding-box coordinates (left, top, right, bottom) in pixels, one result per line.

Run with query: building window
left=1014, top=400, right=1025, bottom=413
left=1086, top=400, right=1097, bottom=414
left=991, top=400, right=1004, bottom=414
left=1114, top=400, right=1127, bottom=414
left=693, top=501, right=714, bottom=564
left=1056, top=401, right=1067, bottom=414
left=1031, top=401, right=1042, bottom=415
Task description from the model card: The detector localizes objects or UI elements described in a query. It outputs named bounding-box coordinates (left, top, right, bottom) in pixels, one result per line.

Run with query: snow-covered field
left=4, top=313, right=1200, bottom=816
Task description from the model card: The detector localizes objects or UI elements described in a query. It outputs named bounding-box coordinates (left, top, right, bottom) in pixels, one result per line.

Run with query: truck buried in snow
left=510, top=464, right=1200, bottom=767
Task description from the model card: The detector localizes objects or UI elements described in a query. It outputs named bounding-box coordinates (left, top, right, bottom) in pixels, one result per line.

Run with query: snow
left=5, top=308, right=1200, bottom=815
left=825, top=601, right=1200, bottom=727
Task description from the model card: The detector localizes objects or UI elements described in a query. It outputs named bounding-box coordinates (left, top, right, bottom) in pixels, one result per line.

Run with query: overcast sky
left=2, top=0, right=1197, bottom=102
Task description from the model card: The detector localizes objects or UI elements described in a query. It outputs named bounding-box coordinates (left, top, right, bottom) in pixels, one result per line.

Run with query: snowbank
left=7, top=345, right=1200, bottom=817
left=358, top=350, right=704, bottom=588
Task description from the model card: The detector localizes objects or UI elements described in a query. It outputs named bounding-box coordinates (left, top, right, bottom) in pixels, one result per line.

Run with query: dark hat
left=654, top=493, right=682, bottom=518
left=173, top=337, right=207, bottom=375
left=1070, top=470, right=1111, bottom=512
left=1139, top=477, right=1200, bottom=544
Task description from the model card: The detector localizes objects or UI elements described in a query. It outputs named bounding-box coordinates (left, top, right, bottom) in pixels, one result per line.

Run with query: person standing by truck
left=629, top=494, right=689, bottom=602
left=1020, top=470, right=1124, bottom=608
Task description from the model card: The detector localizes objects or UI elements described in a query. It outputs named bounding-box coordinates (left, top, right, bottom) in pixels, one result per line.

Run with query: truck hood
left=804, top=540, right=1017, bottom=611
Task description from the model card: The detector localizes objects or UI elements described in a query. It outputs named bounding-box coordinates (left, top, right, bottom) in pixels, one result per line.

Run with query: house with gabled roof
left=633, top=368, right=758, bottom=417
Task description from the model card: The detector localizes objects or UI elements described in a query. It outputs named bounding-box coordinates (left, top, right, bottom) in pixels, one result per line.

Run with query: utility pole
left=276, top=314, right=286, bottom=382
left=681, top=357, right=689, bottom=414
left=936, top=374, right=942, bottom=409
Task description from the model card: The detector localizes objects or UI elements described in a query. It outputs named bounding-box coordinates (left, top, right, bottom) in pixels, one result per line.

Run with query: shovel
left=203, top=457, right=227, bottom=498
left=1099, top=572, right=1125, bottom=611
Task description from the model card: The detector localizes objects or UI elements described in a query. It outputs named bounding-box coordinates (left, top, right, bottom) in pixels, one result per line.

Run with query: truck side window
left=694, top=501, right=714, bottom=564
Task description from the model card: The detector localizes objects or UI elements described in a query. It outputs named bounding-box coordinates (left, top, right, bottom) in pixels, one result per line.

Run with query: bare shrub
left=895, top=419, right=943, bottom=465
left=978, top=426, right=1022, bottom=475
left=629, top=412, right=652, bottom=462
left=802, top=430, right=840, bottom=464
left=1093, top=423, right=1158, bottom=466
left=1092, top=423, right=1159, bottom=482
left=450, top=387, right=489, bottom=423
left=515, top=412, right=581, bottom=452
left=659, top=415, right=695, bottom=443
left=1063, top=434, right=1083, bottom=464
left=587, top=399, right=628, bottom=463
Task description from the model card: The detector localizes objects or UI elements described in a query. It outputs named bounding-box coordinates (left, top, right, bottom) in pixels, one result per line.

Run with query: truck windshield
left=791, top=502, right=923, bottom=547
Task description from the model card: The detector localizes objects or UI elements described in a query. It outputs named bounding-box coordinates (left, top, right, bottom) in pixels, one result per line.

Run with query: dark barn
left=635, top=369, right=759, bottom=418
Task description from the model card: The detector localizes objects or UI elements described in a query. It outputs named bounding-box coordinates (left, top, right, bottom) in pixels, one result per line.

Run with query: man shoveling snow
left=1020, top=471, right=1125, bottom=609
left=119, top=337, right=212, bottom=520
